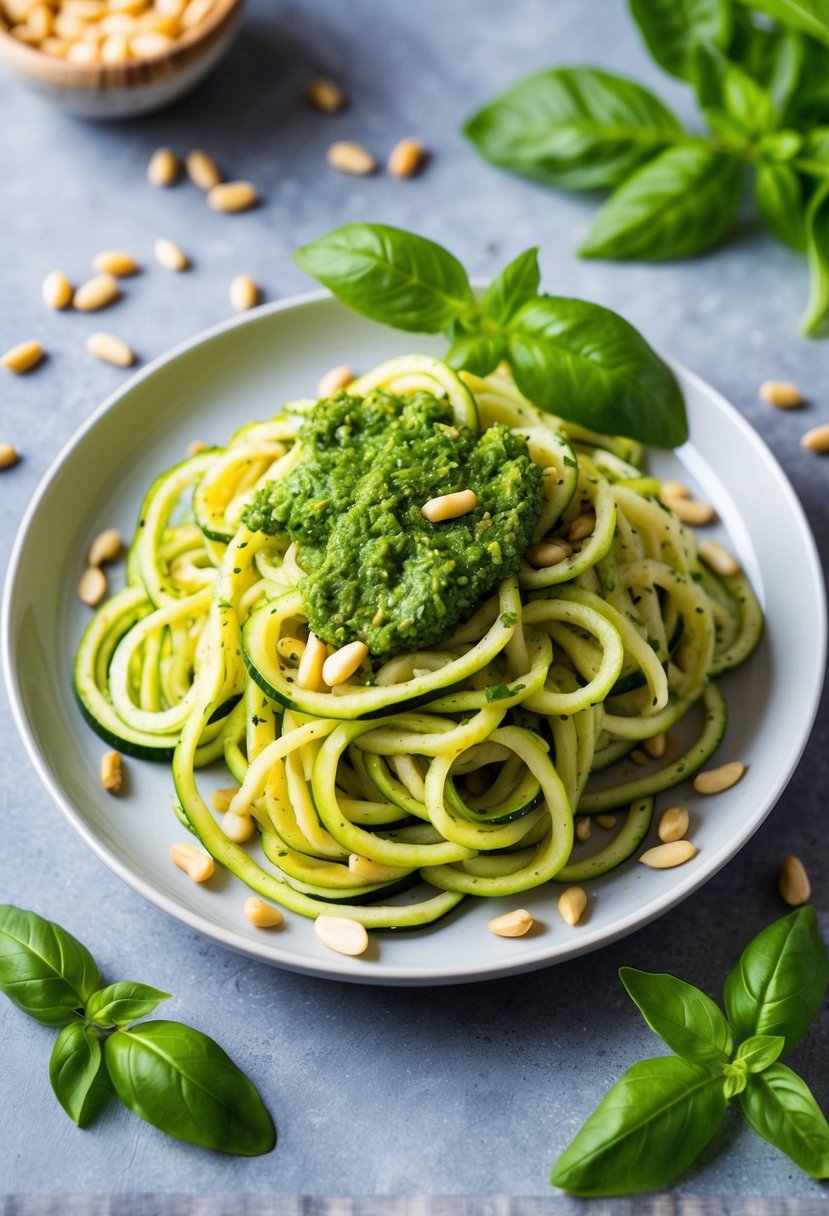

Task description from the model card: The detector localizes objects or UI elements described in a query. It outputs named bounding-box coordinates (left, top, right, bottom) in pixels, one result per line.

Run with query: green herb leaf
left=294, top=223, right=473, bottom=333
left=735, top=1034, right=786, bottom=1074
left=802, top=180, right=829, bottom=335
left=754, top=161, right=807, bottom=251
left=464, top=67, right=685, bottom=191
left=740, top=1063, right=829, bottom=1178
left=579, top=144, right=744, bottom=261
left=723, top=1060, right=749, bottom=1099
left=478, top=247, right=541, bottom=325
left=551, top=1056, right=727, bottom=1196
left=86, top=981, right=171, bottom=1028
left=619, top=967, right=732, bottom=1062
left=722, top=62, right=777, bottom=137
left=629, top=0, right=732, bottom=80
left=735, top=0, right=829, bottom=49
left=0, top=905, right=100, bottom=1027
left=758, top=130, right=803, bottom=161
left=104, top=1020, right=275, bottom=1156
left=506, top=296, right=688, bottom=447
left=49, top=1022, right=114, bottom=1128
left=444, top=331, right=506, bottom=378
left=724, top=907, right=829, bottom=1052
left=764, top=30, right=806, bottom=116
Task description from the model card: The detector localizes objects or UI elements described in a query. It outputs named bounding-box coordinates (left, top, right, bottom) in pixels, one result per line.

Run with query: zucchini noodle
left=74, top=355, right=763, bottom=933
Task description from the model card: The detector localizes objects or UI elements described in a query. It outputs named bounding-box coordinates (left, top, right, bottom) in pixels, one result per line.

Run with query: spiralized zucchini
left=74, top=356, right=763, bottom=932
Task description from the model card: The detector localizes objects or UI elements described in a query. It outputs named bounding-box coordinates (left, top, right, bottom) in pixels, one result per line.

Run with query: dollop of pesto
left=243, top=389, right=543, bottom=659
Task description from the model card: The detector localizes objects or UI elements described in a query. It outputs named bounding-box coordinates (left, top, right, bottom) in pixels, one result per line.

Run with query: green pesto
left=243, top=390, right=543, bottom=658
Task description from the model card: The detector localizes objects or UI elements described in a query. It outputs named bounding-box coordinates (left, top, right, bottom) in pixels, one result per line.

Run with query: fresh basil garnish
left=0, top=904, right=99, bottom=1026
left=629, top=0, right=733, bottom=81
left=49, top=1023, right=114, bottom=1128
left=86, top=981, right=171, bottom=1028
left=619, top=966, right=732, bottom=1062
left=739, top=1063, right=829, bottom=1177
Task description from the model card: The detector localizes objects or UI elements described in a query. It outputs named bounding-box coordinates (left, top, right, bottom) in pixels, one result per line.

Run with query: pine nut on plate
left=693, top=761, right=746, bottom=795
left=229, top=273, right=259, bottom=312
left=78, top=565, right=107, bottom=606
left=759, top=380, right=803, bottom=408
left=186, top=148, right=221, bottom=191
left=640, top=840, right=698, bottom=869
left=388, top=137, right=427, bottom=178
left=92, top=250, right=139, bottom=277
left=314, top=915, right=369, bottom=956
left=778, top=855, right=811, bottom=906
left=42, top=271, right=73, bottom=310
left=87, top=527, right=122, bottom=566
left=1, top=340, right=44, bottom=373
left=326, top=140, right=377, bottom=175
left=699, top=540, right=741, bottom=577
left=154, top=237, right=189, bottom=271
left=317, top=364, right=353, bottom=397
left=421, top=489, right=477, bottom=523
left=243, top=897, right=283, bottom=929
left=801, top=424, right=829, bottom=453
left=169, top=842, right=214, bottom=883
left=658, top=806, right=690, bottom=843
left=322, top=640, right=368, bottom=687
left=86, top=332, right=135, bottom=367
left=147, top=147, right=179, bottom=186
left=99, top=750, right=123, bottom=793
left=488, top=908, right=533, bottom=937
left=558, top=887, right=587, bottom=926
left=74, top=274, right=120, bottom=312
left=207, top=180, right=259, bottom=213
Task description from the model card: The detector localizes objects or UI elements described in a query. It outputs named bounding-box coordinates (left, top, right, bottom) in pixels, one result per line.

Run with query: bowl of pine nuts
left=0, top=0, right=243, bottom=118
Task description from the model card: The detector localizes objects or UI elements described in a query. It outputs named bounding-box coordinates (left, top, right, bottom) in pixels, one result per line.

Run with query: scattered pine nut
left=99, top=750, right=123, bottom=793
left=317, top=364, right=352, bottom=397
left=778, top=854, right=811, bottom=907
left=131, top=29, right=172, bottom=53
left=314, top=915, right=369, bottom=956
left=699, top=540, right=741, bottom=577
left=180, top=0, right=214, bottom=30
left=801, top=424, right=829, bottom=454
left=243, top=897, right=283, bottom=928
left=42, top=271, right=73, bottom=310
left=630, top=749, right=648, bottom=766
left=567, top=512, right=596, bottom=543
left=526, top=539, right=572, bottom=567
left=0, top=444, right=19, bottom=470
left=421, top=489, right=477, bottom=523
left=348, top=854, right=409, bottom=883
left=229, top=273, right=259, bottom=312
left=186, top=148, right=221, bottom=191
left=693, top=761, right=746, bottom=795
left=660, top=481, right=689, bottom=502
left=87, top=527, right=122, bottom=566
left=487, top=908, right=534, bottom=938
left=147, top=146, right=179, bottom=187
left=307, top=77, right=346, bottom=112
left=575, top=817, right=592, bottom=842
left=643, top=733, right=666, bottom=760
left=169, top=842, right=214, bottom=883
left=211, top=786, right=240, bottom=813
left=100, top=33, right=130, bottom=62
left=658, top=806, right=690, bottom=843
left=668, top=497, right=717, bottom=526
left=221, top=810, right=254, bottom=843
left=558, top=886, right=587, bottom=926
left=187, top=439, right=208, bottom=455
left=596, top=814, right=616, bottom=830
left=92, top=250, right=139, bottom=277
left=74, top=273, right=120, bottom=312
left=206, top=180, right=259, bottom=213
left=154, top=237, right=189, bottom=271
left=296, top=631, right=329, bottom=691
left=760, top=380, right=803, bottom=408
left=322, top=639, right=369, bottom=687
left=86, top=331, right=135, bottom=367
left=78, top=566, right=107, bottom=606
left=66, top=39, right=97, bottom=61
left=388, top=137, right=427, bottom=178
left=640, top=840, right=698, bottom=869
left=326, top=140, right=377, bottom=175
left=1, top=340, right=44, bottom=374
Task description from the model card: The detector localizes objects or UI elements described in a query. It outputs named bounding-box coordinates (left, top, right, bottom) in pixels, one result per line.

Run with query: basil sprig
left=551, top=908, right=829, bottom=1195
left=0, top=905, right=275, bottom=1156
left=465, top=0, right=829, bottom=335
left=294, top=224, right=688, bottom=448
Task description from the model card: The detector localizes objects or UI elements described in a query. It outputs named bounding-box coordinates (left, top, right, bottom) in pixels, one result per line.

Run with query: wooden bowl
left=0, top=0, right=243, bottom=119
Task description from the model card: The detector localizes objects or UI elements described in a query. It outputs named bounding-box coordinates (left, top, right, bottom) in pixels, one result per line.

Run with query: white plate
left=3, top=292, right=825, bottom=985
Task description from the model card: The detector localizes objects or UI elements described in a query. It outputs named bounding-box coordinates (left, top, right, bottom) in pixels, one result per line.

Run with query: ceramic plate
left=3, top=293, right=825, bottom=985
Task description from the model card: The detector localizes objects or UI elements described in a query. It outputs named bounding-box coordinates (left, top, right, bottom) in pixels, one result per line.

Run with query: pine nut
left=211, top=786, right=240, bottom=813
left=693, top=761, right=746, bottom=795
left=643, top=733, right=666, bottom=759
left=640, top=840, right=698, bottom=869
left=760, top=380, right=803, bottom=408
left=101, top=34, right=130, bottom=61
left=630, top=749, right=648, bottom=766
left=667, top=497, right=717, bottom=526
left=180, top=0, right=214, bottom=30
left=801, top=424, right=829, bottom=453
left=99, top=750, right=122, bottom=793
left=596, top=814, right=616, bottom=830
left=99, top=13, right=137, bottom=35
left=170, top=842, right=214, bottom=883
left=28, top=3, right=53, bottom=38
left=699, top=540, right=741, bottom=577
left=558, top=886, right=587, bottom=926
left=186, top=148, right=221, bottom=191
left=317, top=364, right=353, bottom=397
left=308, top=78, right=346, bottom=112
left=92, top=250, right=139, bottom=277
left=229, top=274, right=259, bottom=312
left=658, top=806, right=689, bottom=843
left=575, top=817, right=592, bottom=842
left=243, top=897, right=283, bottom=928
left=487, top=908, right=534, bottom=937
left=78, top=566, right=107, bottom=606
left=0, top=444, right=19, bottom=470
left=388, top=137, right=427, bottom=178
left=222, top=810, right=254, bottom=843
left=147, top=146, right=179, bottom=187
left=322, top=640, right=368, bottom=687
left=526, top=539, right=572, bottom=567
left=187, top=439, right=208, bottom=456
left=1, top=340, right=44, bottom=374
left=421, top=489, right=477, bottom=523
left=41, top=37, right=70, bottom=55
left=207, top=181, right=259, bottom=213
left=314, top=915, right=369, bottom=956
left=11, top=24, right=40, bottom=43
left=567, top=512, right=596, bottom=542
left=86, top=332, right=135, bottom=367
left=327, top=140, right=377, bottom=175
left=660, top=481, right=689, bottom=502
left=42, top=271, right=73, bottom=310
left=296, top=631, right=329, bottom=691
left=66, top=39, right=98, bottom=61
left=348, top=854, right=408, bottom=883
left=154, top=238, right=189, bottom=271
left=779, top=855, right=811, bottom=906
left=54, top=12, right=84, bottom=39
left=74, top=273, right=120, bottom=312
left=87, top=527, right=122, bottom=566
left=130, top=30, right=173, bottom=55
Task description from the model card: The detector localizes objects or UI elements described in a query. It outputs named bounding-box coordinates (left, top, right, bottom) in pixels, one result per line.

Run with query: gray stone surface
left=0, top=0, right=827, bottom=1203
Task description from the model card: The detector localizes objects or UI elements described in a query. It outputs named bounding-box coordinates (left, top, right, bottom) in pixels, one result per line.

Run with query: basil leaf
left=735, top=1034, right=786, bottom=1074
left=464, top=68, right=685, bottom=191
left=550, top=1056, right=727, bottom=1196
left=789, top=38, right=829, bottom=124
left=507, top=296, right=688, bottom=447
left=723, top=1061, right=749, bottom=1099
left=758, top=130, right=803, bottom=161
left=691, top=40, right=729, bottom=110
left=801, top=127, right=829, bottom=161
left=0, top=905, right=99, bottom=1027
left=723, top=907, right=829, bottom=1051
left=629, top=0, right=732, bottom=80
left=764, top=30, right=806, bottom=117
left=294, top=224, right=473, bottom=333
left=619, top=967, right=732, bottom=1062
left=802, top=180, right=829, bottom=336
left=445, top=332, right=506, bottom=378
left=740, top=1063, right=829, bottom=1178
left=579, top=144, right=744, bottom=261
left=86, top=981, right=171, bottom=1028
left=479, top=247, right=540, bottom=325
left=735, top=0, right=829, bottom=49
left=105, top=1020, right=275, bottom=1156
left=754, top=162, right=808, bottom=251
left=49, top=1022, right=113, bottom=1128
left=722, top=63, right=776, bottom=137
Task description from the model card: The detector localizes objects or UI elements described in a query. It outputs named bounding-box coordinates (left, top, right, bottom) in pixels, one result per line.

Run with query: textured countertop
left=1, top=0, right=828, bottom=1207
